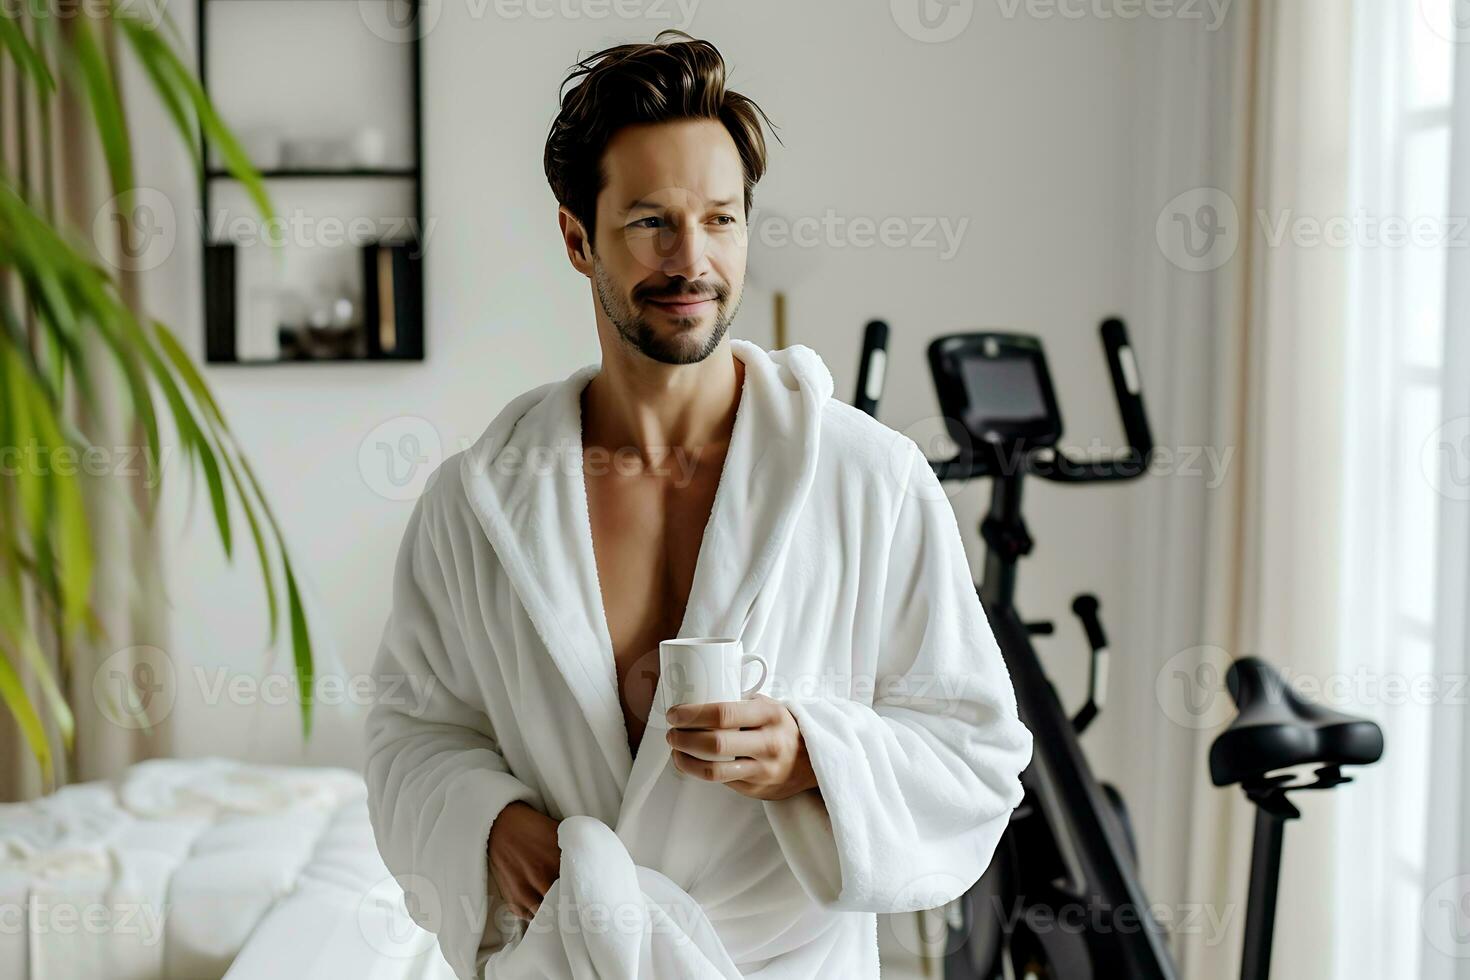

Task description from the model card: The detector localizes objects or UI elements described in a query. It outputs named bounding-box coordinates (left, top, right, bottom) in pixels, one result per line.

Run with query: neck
left=582, top=342, right=745, bottom=459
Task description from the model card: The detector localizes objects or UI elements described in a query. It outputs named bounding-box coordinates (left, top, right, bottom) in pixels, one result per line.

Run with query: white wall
left=129, top=2, right=1230, bottom=927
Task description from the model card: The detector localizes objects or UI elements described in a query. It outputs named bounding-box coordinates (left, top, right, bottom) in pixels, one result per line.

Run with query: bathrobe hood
left=457, top=339, right=835, bottom=791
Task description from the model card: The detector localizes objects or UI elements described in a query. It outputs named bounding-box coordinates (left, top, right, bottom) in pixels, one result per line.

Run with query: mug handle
left=740, top=652, right=769, bottom=699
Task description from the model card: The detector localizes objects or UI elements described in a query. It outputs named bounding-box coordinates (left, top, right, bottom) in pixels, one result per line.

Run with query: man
left=364, top=31, right=1031, bottom=979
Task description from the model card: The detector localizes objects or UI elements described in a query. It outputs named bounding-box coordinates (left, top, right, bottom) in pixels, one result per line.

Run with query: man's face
left=579, top=118, right=747, bottom=365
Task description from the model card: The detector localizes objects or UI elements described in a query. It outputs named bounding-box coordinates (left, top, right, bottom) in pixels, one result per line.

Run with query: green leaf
left=19, top=359, right=94, bottom=636
left=284, top=559, right=313, bottom=739
left=153, top=320, right=228, bottom=432
left=114, top=19, right=201, bottom=175
left=70, top=20, right=134, bottom=199
left=0, top=644, right=53, bottom=790
left=0, top=14, right=56, bottom=92
left=136, top=28, right=272, bottom=222
left=111, top=303, right=232, bottom=558
left=217, top=444, right=279, bottom=643
left=0, top=572, right=74, bottom=754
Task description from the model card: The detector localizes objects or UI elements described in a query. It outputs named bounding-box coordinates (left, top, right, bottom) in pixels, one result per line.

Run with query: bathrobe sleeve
left=763, top=438, right=1033, bottom=913
left=363, top=489, right=542, bottom=980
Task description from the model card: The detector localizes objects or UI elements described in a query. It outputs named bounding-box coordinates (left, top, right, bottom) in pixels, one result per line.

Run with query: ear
left=558, top=207, right=593, bottom=278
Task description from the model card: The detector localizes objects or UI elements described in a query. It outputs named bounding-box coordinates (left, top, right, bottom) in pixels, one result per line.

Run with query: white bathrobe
left=363, top=339, right=1033, bottom=979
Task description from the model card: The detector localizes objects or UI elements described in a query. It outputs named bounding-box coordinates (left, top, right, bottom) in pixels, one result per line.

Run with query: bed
left=0, top=756, right=456, bottom=980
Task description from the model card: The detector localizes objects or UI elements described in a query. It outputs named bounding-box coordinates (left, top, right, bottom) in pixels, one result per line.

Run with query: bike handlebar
left=930, top=318, right=1156, bottom=484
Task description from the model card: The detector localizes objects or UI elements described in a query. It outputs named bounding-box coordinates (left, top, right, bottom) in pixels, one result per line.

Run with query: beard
left=594, top=259, right=742, bottom=366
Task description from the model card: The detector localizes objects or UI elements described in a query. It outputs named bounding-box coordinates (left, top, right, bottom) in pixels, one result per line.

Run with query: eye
left=628, top=216, right=663, bottom=229
left=710, top=215, right=737, bottom=226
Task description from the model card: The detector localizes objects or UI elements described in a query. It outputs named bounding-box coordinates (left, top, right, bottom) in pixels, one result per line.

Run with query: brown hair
left=544, top=30, right=777, bottom=246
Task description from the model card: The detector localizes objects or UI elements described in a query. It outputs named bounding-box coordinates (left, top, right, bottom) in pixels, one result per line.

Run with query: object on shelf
left=238, top=127, right=283, bottom=171
left=361, top=240, right=423, bottom=359
left=352, top=127, right=387, bottom=168
left=277, top=322, right=366, bottom=361
left=280, top=136, right=354, bottom=170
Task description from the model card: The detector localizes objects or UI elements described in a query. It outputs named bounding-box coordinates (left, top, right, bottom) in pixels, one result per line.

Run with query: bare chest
left=584, top=451, right=725, bottom=756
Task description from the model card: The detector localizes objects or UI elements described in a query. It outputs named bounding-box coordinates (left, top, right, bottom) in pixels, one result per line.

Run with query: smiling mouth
left=645, top=295, right=716, bottom=317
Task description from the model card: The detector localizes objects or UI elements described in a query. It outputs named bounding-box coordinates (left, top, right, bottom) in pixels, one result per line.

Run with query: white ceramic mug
left=659, top=637, right=768, bottom=762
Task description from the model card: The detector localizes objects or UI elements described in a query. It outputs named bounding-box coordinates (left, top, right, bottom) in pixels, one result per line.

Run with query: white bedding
left=0, top=756, right=451, bottom=980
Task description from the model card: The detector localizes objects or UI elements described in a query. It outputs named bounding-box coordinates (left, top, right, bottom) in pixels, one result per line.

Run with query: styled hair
left=543, top=30, right=777, bottom=245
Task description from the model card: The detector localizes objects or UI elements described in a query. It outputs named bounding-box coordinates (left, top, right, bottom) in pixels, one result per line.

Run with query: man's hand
left=487, top=802, right=561, bottom=921
left=665, top=694, right=819, bottom=801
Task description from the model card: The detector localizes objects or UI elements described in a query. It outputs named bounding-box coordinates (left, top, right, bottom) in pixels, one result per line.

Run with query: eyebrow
left=623, top=196, right=740, bottom=212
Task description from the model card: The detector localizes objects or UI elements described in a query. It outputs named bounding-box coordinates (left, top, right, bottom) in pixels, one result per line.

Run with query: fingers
left=506, top=860, right=560, bottom=921
left=665, top=694, right=782, bottom=731
left=666, top=726, right=774, bottom=761
left=670, top=750, right=763, bottom=783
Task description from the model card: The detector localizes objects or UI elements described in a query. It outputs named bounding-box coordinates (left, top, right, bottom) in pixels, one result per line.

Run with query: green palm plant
left=1, top=0, right=313, bottom=792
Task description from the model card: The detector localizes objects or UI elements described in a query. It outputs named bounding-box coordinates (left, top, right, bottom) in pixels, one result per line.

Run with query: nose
left=653, top=218, right=712, bottom=280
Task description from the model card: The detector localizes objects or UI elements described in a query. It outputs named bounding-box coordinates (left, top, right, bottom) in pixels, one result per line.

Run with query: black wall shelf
left=205, top=167, right=420, bottom=181
left=196, top=0, right=426, bottom=365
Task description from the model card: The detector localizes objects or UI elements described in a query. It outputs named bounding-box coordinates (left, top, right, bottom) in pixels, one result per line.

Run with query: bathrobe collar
left=459, top=339, right=835, bottom=792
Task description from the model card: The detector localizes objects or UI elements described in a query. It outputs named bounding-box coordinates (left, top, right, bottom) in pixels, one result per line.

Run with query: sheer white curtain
left=1338, top=0, right=1469, bottom=977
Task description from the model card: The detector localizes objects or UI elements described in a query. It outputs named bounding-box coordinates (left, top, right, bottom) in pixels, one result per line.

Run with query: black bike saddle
left=1209, top=657, right=1385, bottom=787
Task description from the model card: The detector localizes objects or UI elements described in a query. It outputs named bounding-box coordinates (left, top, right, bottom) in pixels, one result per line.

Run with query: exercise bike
left=852, top=318, right=1384, bottom=980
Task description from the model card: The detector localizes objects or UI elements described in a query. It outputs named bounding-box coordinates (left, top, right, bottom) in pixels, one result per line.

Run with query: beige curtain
left=0, top=20, right=173, bottom=801
left=1174, top=1, right=1355, bottom=977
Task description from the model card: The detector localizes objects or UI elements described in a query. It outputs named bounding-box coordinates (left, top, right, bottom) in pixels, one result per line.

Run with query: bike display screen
left=960, top=356, right=1052, bottom=427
